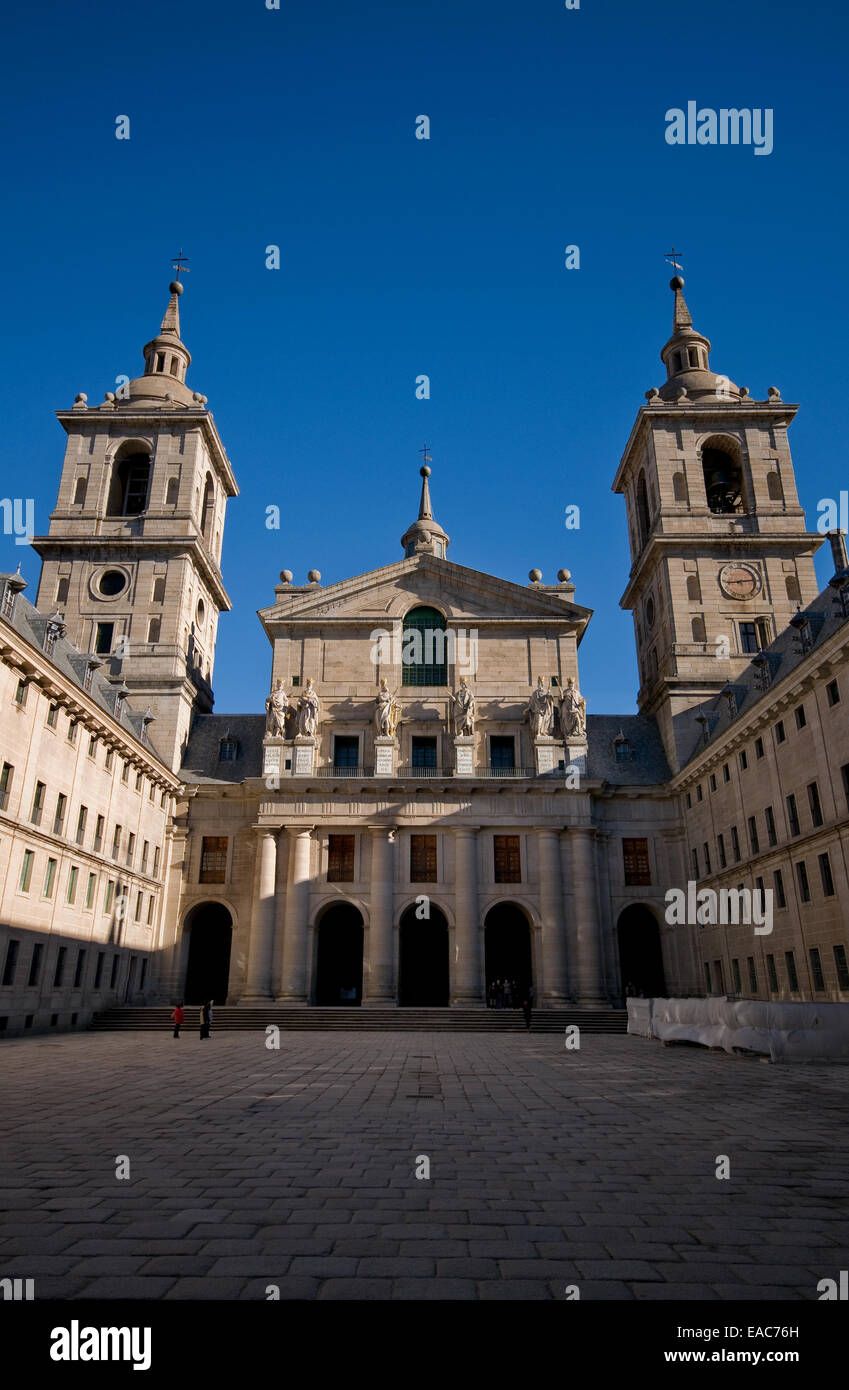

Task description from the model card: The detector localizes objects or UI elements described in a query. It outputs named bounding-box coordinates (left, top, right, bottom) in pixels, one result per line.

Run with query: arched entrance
left=183, top=903, right=233, bottom=1005
left=617, top=904, right=666, bottom=998
left=484, top=903, right=533, bottom=1004
left=315, top=903, right=364, bottom=1005
left=398, top=904, right=449, bottom=1006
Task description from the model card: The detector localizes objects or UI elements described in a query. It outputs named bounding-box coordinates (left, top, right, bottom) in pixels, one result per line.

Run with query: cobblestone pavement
left=1, top=1030, right=847, bottom=1301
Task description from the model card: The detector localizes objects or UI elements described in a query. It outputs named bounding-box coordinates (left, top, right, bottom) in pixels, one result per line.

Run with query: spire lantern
left=401, top=460, right=450, bottom=559
left=127, top=262, right=196, bottom=407
left=658, top=274, right=741, bottom=403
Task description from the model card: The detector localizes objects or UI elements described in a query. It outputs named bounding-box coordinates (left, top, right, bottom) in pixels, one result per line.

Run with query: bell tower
left=613, top=274, right=823, bottom=772
left=32, top=272, right=239, bottom=772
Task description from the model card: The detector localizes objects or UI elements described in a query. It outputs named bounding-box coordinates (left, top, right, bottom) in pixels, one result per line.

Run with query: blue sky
left=1, top=0, right=847, bottom=717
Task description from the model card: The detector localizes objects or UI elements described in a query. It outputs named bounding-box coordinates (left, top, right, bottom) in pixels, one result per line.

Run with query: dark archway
left=617, top=904, right=666, bottom=999
left=315, top=903, right=364, bottom=1005
left=484, top=903, right=533, bottom=1004
left=184, top=902, right=233, bottom=1005
left=398, top=904, right=449, bottom=1005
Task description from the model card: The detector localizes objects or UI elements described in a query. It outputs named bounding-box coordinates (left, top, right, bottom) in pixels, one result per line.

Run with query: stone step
left=89, top=1006, right=627, bottom=1034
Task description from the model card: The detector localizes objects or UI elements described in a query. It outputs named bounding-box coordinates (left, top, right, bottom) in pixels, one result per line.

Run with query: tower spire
left=401, top=457, right=450, bottom=559
left=127, top=268, right=195, bottom=406
left=658, top=271, right=740, bottom=403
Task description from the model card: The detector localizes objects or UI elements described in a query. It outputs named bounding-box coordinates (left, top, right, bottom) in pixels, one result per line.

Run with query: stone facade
left=1, top=272, right=847, bottom=1036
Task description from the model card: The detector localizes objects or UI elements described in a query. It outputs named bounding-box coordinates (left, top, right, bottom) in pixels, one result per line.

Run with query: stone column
left=538, top=828, right=569, bottom=1004
left=569, top=827, right=607, bottom=1004
left=270, top=828, right=289, bottom=998
left=241, top=828, right=278, bottom=1001
left=452, top=828, right=483, bottom=1004
left=363, top=825, right=396, bottom=1004
left=277, top=827, right=313, bottom=1002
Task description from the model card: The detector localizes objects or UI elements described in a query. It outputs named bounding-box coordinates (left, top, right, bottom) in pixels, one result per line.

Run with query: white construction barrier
left=627, top=996, right=849, bottom=1062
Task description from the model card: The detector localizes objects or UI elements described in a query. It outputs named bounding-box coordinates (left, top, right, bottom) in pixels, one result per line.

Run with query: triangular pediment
left=258, top=554, right=592, bottom=636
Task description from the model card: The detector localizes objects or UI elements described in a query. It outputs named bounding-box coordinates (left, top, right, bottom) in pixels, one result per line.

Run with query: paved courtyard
left=1, top=1030, right=847, bottom=1301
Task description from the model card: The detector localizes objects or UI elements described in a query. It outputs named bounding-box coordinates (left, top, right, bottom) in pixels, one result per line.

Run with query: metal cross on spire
left=664, top=247, right=684, bottom=273
left=171, top=249, right=191, bottom=282
left=418, top=443, right=432, bottom=469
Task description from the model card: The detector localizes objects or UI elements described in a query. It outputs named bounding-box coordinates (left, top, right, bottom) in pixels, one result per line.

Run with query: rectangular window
left=53, top=792, right=67, bottom=835
left=685, top=790, right=692, bottom=809
left=809, top=948, right=825, bottom=992
left=623, top=838, right=651, bottom=886
left=692, top=846, right=699, bottom=877
left=94, top=951, right=105, bottom=989
left=717, top=834, right=726, bottom=869
left=112, top=825, right=122, bottom=859
left=755, top=875, right=765, bottom=897
left=795, top=860, right=810, bottom=903
left=833, top=945, right=849, bottom=991
left=739, top=749, right=748, bottom=771
left=53, top=946, right=67, bottom=987
left=755, top=737, right=764, bottom=760
left=723, top=763, right=730, bottom=783
left=76, top=805, right=87, bottom=845
left=94, top=622, right=114, bottom=656
left=67, top=720, right=78, bottom=745
left=85, top=872, right=96, bottom=909
left=747, top=956, right=757, bottom=993
left=20, top=849, right=34, bottom=892
left=773, top=868, right=786, bottom=909
left=46, top=703, right=59, bottom=728
left=714, top=959, right=725, bottom=993
left=826, top=678, right=840, bottom=707
left=411, top=736, right=438, bottom=769
left=134, top=891, right=143, bottom=922
left=73, top=949, right=86, bottom=988
left=199, top=836, right=228, bottom=884
left=766, top=953, right=778, bottom=993
left=807, top=781, right=823, bottom=828
left=153, top=846, right=161, bottom=877
left=67, top=866, right=78, bottom=904
left=141, top=840, right=149, bottom=874
left=88, top=734, right=98, bottom=758
left=146, top=895, right=154, bottom=925
left=135, top=771, right=143, bottom=792
left=148, top=782, right=155, bottom=801
left=818, top=852, right=835, bottom=897
left=105, top=748, right=114, bottom=771
left=704, top=962, right=712, bottom=993
left=327, top=834, right=356, bottom=883
left=333, top=735, right=359, bottom=768
left=489, top=736, right=516, bottom=770
left=703, top=842, right=712, bottom=875
left=709, top=773, right=717, bottom=793
left=126, top=832, right=135, bottom=867
left=775, top=719, right=786, bottom=744
left=696, top=784, right=703, bottom=801
left=494, top=835, right=521, bottom=883
left=409, top=834, right=437, bottom=883
left=765, top=805, right=777, bottom=846
left=92, top=813, right=105, bottom=853
left=31, top=781, right=46, bottom=825
left=785, top=950, right=799, bottom=993
left=0, top=760, right=13, bottom=810
left=731, top=958, right=741, bottom=994
left=740, top=622, right=759, bottom=654
left=104, top=880, right=115, bottom=913
left=730, top=825, right=741, bottom=863
left=786, top=794, right=800, bottom=837
left=748, top=816, right=759, bottom=855
left=43, top=858, right=57, bottom=898
left=14, top=679, right=28, bottom=706
left=121, top=762, right=129, bottom=784
left=110, top=954, right=120, bottom=989
left=28, top=943, right=43, bottom=987
left=794, top=704, right=806, bottom=730
left=2, top=939, right=19, bottom=987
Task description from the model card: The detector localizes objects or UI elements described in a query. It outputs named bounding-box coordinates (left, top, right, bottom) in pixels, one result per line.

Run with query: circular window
left=645, top=595, right=655, bottom=627
left=196, top=599, right=206, bottom=626
left=99, top=570, right=126, bottom=597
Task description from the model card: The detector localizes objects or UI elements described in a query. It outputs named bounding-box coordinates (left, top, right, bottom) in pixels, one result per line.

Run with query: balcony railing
left=318, top=765, right=370, bottom=778
left=397, top=765, right=446, bottom=778
left=474, top=766, right=537, bottom=778
left=277, top=763, right=566, bottom=780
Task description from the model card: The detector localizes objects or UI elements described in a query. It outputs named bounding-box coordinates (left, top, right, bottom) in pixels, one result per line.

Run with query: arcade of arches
left=616, top=904, right=666, bottom=999
left=183, top=902, right=233, bottom=1005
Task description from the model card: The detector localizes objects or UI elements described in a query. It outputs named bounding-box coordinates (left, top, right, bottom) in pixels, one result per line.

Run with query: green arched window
left=401, top=606, right=447, bottom=686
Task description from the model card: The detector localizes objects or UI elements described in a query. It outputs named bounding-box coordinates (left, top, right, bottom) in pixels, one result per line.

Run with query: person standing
left=172, top=1002, right=184, bottom=1039
left=522, top=994, right=533, bottom=1031
left=200, top=999, right=213, bottom=1039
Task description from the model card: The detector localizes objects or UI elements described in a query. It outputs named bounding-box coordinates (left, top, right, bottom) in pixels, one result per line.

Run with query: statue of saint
left=453, top=677, right=475, bottom=736
left=374, top=678, right=400, bottom=737
left=559, top=675, right=586, bottom=740
left=526, top=676, right=554, bottom=738
left=265, top=678, right=289, bottom=738
left=296, top=678, right=320, bottom=738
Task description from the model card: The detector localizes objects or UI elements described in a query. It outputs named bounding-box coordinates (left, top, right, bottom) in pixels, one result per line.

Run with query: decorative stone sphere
left=670, top=275, right=685, bottom=291
left=307, top=569, right=321, bottom=583
left=104, top=392, right=115, bottom=402
left=420, top=465, right=431, bottom=478
left=768, top=385, right=781, bottom=399
left=557, top=569, right=571, bottom=583
left=74, top=393, right=87, bottom=404
left=170, top=281, right=183, bottom=296
left=279, top=570, right=293, bottom=584
left=645, top=387, right=659, bottom=400
left=529, top=568, right=542, bottom=583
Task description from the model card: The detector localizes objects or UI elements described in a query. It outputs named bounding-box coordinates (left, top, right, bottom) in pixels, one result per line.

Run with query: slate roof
left=0, top=574, right=164, bottom=762
left=180, top=714, right=265, bottom=784
left=679, top=580, right=849, bottom=769
left=586, top=714, right=672, bottom=786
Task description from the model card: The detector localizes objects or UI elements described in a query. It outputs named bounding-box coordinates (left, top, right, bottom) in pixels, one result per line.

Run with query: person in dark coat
left=522, top=995, right=533, bottom=1031
left=172, top=1002, right=184, bottom=1039
left=200, top=1000, right=213, bottom=1039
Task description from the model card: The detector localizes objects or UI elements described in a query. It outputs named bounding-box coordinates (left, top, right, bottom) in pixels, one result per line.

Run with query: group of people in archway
left=487, top=977, right=521, bottom=1009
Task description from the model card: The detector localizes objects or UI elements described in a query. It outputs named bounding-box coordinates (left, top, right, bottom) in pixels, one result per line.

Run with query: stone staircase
left=89, top=1005, right=627, bottom=1034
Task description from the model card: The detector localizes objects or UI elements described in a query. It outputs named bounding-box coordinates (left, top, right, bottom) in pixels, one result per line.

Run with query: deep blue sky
left=2, top=0, right=847, bottom=717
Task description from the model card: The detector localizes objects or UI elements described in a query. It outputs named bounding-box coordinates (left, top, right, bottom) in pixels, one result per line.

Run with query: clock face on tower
left=719, top=563, right=762, bottom=600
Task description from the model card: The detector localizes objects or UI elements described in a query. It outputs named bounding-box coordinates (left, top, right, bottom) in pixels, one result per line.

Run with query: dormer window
left=1, top=581, right=17, bottom=620
left=219, top=737, right=239, bottom=762
left=613, top=734, right=633, bottom=762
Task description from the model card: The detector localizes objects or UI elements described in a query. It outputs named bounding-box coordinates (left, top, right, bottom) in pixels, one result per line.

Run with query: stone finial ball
left=557, top=568, right=571, bottom=583
left=104, top=392, right=115, bottom=402
left=279, top=570, right=293, bottom=583
left=75, top=393, right=87, bottom=403
left=420, top=465, right=431, bottom=478
left=529, top=568, right=542, bottom=582
left=170, top=281, right=184, bottom=295
left=307, top=569, right=321, bottom=583
left=670, top=275, right=685, bottom=291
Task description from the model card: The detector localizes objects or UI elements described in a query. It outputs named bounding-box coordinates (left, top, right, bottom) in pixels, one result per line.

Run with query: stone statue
left=526, top=676, right=554, bottom=738
left=453, top=677, right=475, bottom=736
left=559, top=675, right=586, bottom=740
left=374, top=678, right=400, bottom=737
left=265, top=678, right=289, bottom=737
left=296, top=677, right=320, bottom=738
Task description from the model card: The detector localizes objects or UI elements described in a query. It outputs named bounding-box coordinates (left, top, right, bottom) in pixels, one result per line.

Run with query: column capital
left=366, top=823, right=396, bottom=837
left=454, top=825, right=481, bottom=837
left=285, top=824, right=315, bottom=838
